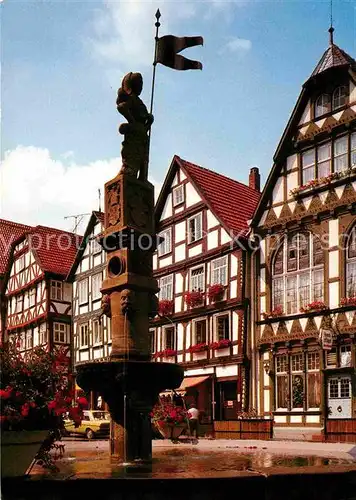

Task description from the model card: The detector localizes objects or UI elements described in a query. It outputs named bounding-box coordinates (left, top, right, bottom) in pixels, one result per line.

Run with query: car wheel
left=86, top=428, right=95, bottom=440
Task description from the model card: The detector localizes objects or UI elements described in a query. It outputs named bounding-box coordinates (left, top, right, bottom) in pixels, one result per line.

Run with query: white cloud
left=221, top=36, right=252, bottom=54
left=0, top=146, right=162, bottom=234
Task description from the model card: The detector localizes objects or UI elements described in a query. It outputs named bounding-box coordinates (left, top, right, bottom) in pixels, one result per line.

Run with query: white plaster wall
left=350, top=81, right=356, bottom=103
left=177, top=323, right=184, bottom=350
left=274, top=415, right=287, bottom=423
left=80, top=351, right=89, bottom=362
left=306, top=415, right=320, bottom=424
left=153, top=254, right=157, bottom=271
left=260, top=269, right=266, bottom=294
left=175, top=221, right=186, bottom=243
left=272, top=176, right=284, bottom=204
left=159, top=256, right=173, bottom=268
left=175, top=244, right=186, bottom=262
left=298, top=101, right=311, bottom=125
left=180, top=169, right=187, bottom=181
left=230, top=281, right=237, bottom=299
left=207, top=230, right=218, bottom=250
left=207, top=211, right=219, bottom=229
left=260, top=239, right=266, bottom=265
left=329, top=250, right=339, bottom=279
left=232, top=312, right=239, bottom=342
left=63, top=283, right=72, bottom=302
left=290, top=416, right=303, bottom=423
left=93, top=254, right=102, bottom=268
left=216, top=365, right=237, bottom=378
left=175, top=273, right=183, bottom=294
left=185, top=367, right=215, bottom=376
left=175, top=296, right=182, bottom=313
left=189, top=244, right=202, bottom=258
left=264, top=390, right=270, bottom=411
left=172, top=174, right=178, bottom=187
left=81, top=257, right=89, bottom=273
left=185, top=323, right=191, bottom=350
left=161, top=195, right=173, bottom=220
left=175, top=207, right=184, bottom=214
left=329, top=281, right=339, bottom=308
left=329, top=219, right=339, bottom=248
left=260, top=296, right=266, bottom=317
left=221, top=229, right=231, bottom=245
left=287, top=171, right=298, bottom=195
left=230, top=255, right=238, bottom=277
left=286, top=154, right=297, bottom=171
left=94, top=223, right=102, bottom=236
left=185, top=183, right=201, bottom=207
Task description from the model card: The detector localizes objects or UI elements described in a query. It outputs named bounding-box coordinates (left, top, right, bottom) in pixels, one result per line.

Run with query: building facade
left=2, top=223, right=78, bottom=362
left=250, top=32, right=356, bottom=437
left=151, top=156, right=260, bottom=426
left=67, top=211, right=111, bottom=408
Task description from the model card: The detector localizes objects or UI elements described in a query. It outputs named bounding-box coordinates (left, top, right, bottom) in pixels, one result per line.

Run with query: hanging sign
left=320, top=328, right=333, bottom=351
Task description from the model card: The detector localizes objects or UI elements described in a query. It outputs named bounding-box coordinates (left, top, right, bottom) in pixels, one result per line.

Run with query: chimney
left=249, top=167, right=260, bottom=192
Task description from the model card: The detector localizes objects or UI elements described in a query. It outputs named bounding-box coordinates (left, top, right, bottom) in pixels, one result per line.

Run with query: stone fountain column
left=76, top=72, right=183, bottom=465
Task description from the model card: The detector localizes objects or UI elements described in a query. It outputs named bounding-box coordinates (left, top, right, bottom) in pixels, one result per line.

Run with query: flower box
left=151, top=402, right=188, bottom=440
left=184, top=290, right=205, bottom=308
left=300, top=301, right=327, bottom=313
left=155, top=422, right=187, bottom=440
left=207, top=284, right=225, bottom=302
left=262, top=306, right=284, bottom=319
left=1, top=430, right=49, bottom=477
left=290, top=167, right=356, bottom=198
left=340, top=297, right=356, bottom=307
left=209, top=339, right=232, bottom=350
left=158, top=300, right=174, bottom=316
left=187, top=343, right=209, bottom=353
left=153, top=349, right=177, bottom=359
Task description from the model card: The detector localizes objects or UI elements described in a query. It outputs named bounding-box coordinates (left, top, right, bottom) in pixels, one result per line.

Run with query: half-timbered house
left=2, top=222, right=79, bottom=362
left=67, top=211, right=111, bottom=408
left=152, top=156, right=260, bottom=430
left=0, top=219, right=32, bottom=343
left=250, top=30, right=356, bottom=440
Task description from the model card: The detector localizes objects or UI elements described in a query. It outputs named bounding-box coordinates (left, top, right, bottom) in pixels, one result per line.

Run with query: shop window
left=340, top=345, right=352, bottom=368
left=275, top=355, right=288, bottom=409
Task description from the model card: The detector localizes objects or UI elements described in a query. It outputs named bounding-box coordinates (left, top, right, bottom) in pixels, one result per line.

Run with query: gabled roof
left=67, top=211, right=104, bottom=280
left=0, top=218, right=81, bottom=279
left=156, top=156, right=261, bottom=237
left=0, top=219, right=32, bottom=276
left=309, top=43, right=356, bottom=79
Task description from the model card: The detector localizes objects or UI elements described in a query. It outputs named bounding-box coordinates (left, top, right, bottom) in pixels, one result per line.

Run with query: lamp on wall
left=263, top=359, right=271, bottom=375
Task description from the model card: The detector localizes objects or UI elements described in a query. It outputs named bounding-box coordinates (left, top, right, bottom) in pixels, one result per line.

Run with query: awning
left=159, top=375, right=211, bottom=397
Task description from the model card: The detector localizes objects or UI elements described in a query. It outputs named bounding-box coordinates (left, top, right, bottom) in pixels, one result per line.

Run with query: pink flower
left=0, top=388, right=12, bottom=400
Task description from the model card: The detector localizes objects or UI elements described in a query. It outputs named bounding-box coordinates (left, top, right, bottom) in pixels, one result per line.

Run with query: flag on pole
left=156, top=35, right=203, bottom=70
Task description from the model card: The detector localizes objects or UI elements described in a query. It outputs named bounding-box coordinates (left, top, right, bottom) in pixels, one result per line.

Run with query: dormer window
left=315, top=93, right=331, bottom=118
left=173, top=185, right=184, bottom=207
left=332, top=85, right=348, bottom=110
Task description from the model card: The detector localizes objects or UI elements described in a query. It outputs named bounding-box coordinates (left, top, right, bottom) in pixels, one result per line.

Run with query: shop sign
left=320, top=328, right=333, bottom=350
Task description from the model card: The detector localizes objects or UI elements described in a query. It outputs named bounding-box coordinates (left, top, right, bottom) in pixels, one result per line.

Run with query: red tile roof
left=310, top=43, right=356, bottom=78
left=175, top=156, right=261, bottom=236
left=0, top=219, right=82, bottom=278
left=0, top=219, right=32, bottom=276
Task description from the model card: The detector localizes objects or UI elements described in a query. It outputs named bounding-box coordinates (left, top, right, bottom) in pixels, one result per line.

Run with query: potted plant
left=153, top=349, right=177, bottom=359
left=209, top=339, right=232, bottom=350
left=262, top=305, right=284, bottom=319
left=0, top=343, right=87, bottom=477
left=158, top=300, right=174, bottom=316
left=207, top=283, right=225, bottom=302
left=300, top=301, right=327, bottom=313
left=187, top=343, right=209, bottom=353
left=184, top=290, right=204, bottom=308
left=150, top=402, right=188, bottom=440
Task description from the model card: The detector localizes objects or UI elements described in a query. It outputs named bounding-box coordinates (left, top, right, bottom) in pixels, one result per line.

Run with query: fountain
left=76, top=71, right=183, bottom=465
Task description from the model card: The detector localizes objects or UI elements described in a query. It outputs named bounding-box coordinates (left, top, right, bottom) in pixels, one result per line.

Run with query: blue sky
left=1, top=0, right=355, bottom=231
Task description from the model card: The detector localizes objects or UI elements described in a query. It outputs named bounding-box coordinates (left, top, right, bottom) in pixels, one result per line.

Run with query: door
left=327, top=375, right=352, bottom=419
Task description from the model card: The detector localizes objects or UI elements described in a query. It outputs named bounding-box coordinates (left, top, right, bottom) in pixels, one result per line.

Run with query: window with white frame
left=78, top=278, right=89, bottom=305
left=29, top=288, right=36, bottom=307
left=211, top=256, right=228, bottom=285
left=149, top=329, right=155, bottom=354
left=193, top=319, right=207, bottom=344
left=340, top=345, right=352, bottom=368
left=51, top=280, right=63, bottom=301
left=93, top=320, right=102, bottom=345
left=79, top=324, right=89, bottom=347
left=291, top=353, right=304, bottom=408
left=317, top=142, right=331, bottom=178
left=159, top=274, right=173, bottom=300
left=16, top=295, right=24, bottom=313
left=19, top=333, right=26, bottom=351
left=272, top=233, right=324, bottom=314
left=351, top=132, right=356, bottom=167
left=188, top=213, right=202, bottom=243
left=158, top=228, right=172, bottom=256
left=302, top=149, right=315, bottom=184
left=164, top=326, right=175, bottom=350
left=332, top=85, right=348, bottom=110
left=315, top=93, right=331, bottom=118
left=334, top=136, right=348, bottom=172
left=275, top=355, right=288, bottom=409
left=54, top=322, right=69, bottom=343
left=92, top=273, right=102, bottom=301
left=26, top=331, right=33, bottom=350
left=173, top=185, right=184, bottom=206
left=215, top=314, right=230, bottom=341
left=39, top=324, right=47, bottom=345
left=307, top=352, right=320, bottom=408
left=190, top=265, right=204, bottom=292
left=346, top=226, right=356, bottom=298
